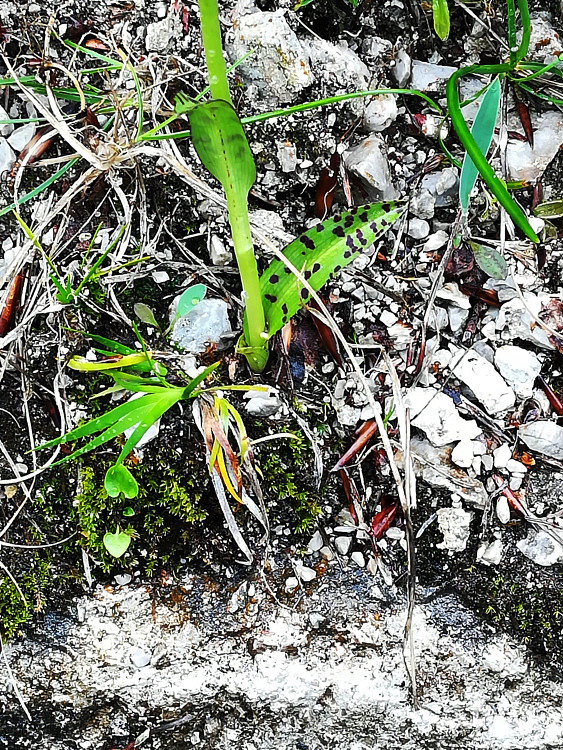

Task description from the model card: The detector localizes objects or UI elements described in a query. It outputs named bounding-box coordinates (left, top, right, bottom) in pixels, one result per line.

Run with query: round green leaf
left=103, top=529, right=132, bottom=558
left=104, top=464, right=139, bottom=498
left=176, top=283, right=207, bottom=318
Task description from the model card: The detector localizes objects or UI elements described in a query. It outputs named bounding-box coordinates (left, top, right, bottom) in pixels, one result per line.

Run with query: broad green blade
left=134, top=303, right=160, bottom=328
left=103, top=529, right=131, bottom=557
left=460, top=77, right=501, bottom=213
left=189, top=100, right=256, bottom=199
left=432, top=0, right=450, bottom=39
left=534, top=200, right=563, bottom=218
left=258, top=202, right=403, bottom=338
left=105, top=464, right=139, bottom=498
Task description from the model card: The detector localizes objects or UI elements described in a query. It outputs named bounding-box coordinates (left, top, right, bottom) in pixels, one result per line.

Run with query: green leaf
left=189, top=100, right=256, bottom=200
left=134, top=303, right=160, bottom=328
left=432, top=0, right=450, bottom=40
left=469, top=241, right=508, bottom=280
left=68, top=352, right=154, bottom=371
left=182, top=360, right=221, bottom=398
left=176, top=283, right=207, bottom=318
left=114, top=389, right=184, bottom=465
left=258, top=202, right=403, bottom=338
left=123, top=507, right=135, bottom=517
left=103, top=529, right=131, bottom=558
left=534, top=200, right=563, bottom=218
left=104, top=464, right=139, bottom=498
left=107, top=371, right=171, bottom=393
left=39, top=390, right=183, bottom=466
left=460, top=77, right=501, bottom=213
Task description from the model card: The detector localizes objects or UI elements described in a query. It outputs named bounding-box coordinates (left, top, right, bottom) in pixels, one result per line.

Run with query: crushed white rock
left=494, top=345, right=541, bottom=399
left=405, top=387, right=481, bottom=446
left=449, top=348, right=515, bottom=415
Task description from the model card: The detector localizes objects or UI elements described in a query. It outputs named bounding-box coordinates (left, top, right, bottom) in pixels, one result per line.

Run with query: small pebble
left=285, top=577, right=299, bottom=592
left=351, top=551, right=365, bottom=568
left=334, top=536, right=352, bottom=555
left=130, top=648, right=151, bottom=668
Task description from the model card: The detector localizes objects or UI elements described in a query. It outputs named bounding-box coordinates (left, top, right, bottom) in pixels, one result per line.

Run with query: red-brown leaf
left=371, top=500, right=399, bottom=541
left=314, top=151, right=340, bottom=219
left=333, top=420, right=378, bottom=471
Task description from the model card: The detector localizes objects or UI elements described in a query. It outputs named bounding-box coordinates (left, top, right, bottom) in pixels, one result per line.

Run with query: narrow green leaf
left=469, top=241, right=508, bottom=279
left=432, top=0, right=450, bottom=40
left=68, top=352, right=154, bottom=371
left=115, top=390, right=184, bottom=464
left=103, top=529, right=131, bottom=558
left=105, top=464, right=139, bottom=498
left=107, top=371, right=171, bottom=393
left=38, top=394, right=160, bottom=451
left=176, top=283, right=207, bottom=318
left=189, top=100, right=256, bottom=200
left=460, top=77, right=501, bottom=213
left=134, top=303, right=160, bottom=328
left=182, top=360, right=221, bottom=398
left=258, top=202, right=403, bottom=338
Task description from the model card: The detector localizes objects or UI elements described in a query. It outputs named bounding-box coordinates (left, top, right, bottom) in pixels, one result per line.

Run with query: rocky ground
left=0, top=0, right=563, bottom=747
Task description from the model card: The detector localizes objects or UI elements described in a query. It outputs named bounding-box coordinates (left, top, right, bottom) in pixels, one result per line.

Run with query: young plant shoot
left=186, top=0, right=404, bottom=372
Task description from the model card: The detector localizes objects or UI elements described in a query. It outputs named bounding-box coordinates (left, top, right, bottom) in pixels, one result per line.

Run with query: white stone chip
left=405, top=387, right=481, bottom=446
left=494, top=345, right=541, bottom=399
left=518, top=421, right=563, bottom=460
left=449, top=349, right=515, bottom=415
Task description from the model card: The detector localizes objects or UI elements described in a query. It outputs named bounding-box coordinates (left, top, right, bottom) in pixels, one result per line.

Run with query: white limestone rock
left=405, top=387, right=481, bottom=446
left=449, top=348, right=515, bottom=415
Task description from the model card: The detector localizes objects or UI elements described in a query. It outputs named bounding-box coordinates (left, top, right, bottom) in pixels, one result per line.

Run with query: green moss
left=73, top=456, right=209, bottom=571
left=259, top=434, right=323, bottom=532
left=485, top=571, right=563, bottom=650
left=0, top=557, right=52, bottom=639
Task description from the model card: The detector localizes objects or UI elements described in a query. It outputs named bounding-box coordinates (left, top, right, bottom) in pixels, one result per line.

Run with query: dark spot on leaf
left=344, top=214, right=355, bottom=228
left=316, top=224, right=325, bottom=233
left=333, top=226, right=345, bottom=237
left=282, top=303, right=288, bottom=314
left=359, top=212, right=368, bottom=222
left=300, top=288, right=309, bottom=300
left=346, top=235, right=356, bottom=249
left=332, top=214, right=342, bottom=222
left=301, top=234, right=317, bottom=249
left=304, top=270, right=312, bottom=280
left=356, top=229, right=368, bottom=246
left=312, top=262, right=321, bottom=273
left=334, top=265, right=342, bottom=273
left=343, top=250, right=353, bottom=259
left=269, top=274, right=280, bottom=284
left=265, top=294, right=278, bottom=303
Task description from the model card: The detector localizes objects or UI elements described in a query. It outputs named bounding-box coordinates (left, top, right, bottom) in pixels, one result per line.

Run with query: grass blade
left=459, top=77, right=501, bottom=213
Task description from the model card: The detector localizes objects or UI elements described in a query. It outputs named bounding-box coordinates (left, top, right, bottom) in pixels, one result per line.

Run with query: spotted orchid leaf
left=258, top=202, right=403, bottom=338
